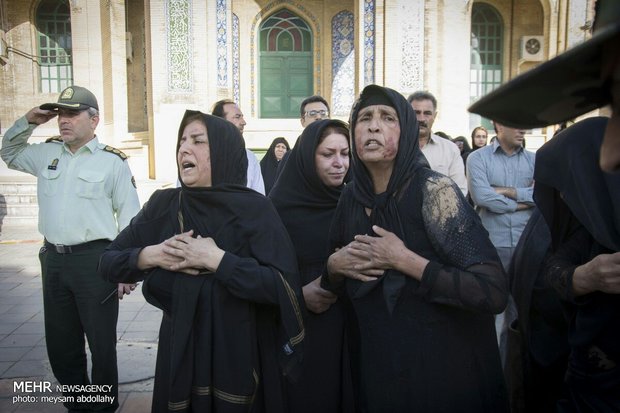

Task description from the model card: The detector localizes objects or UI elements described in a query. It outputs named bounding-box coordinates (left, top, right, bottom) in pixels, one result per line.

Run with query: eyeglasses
left=304, top=109, right=329, bottom=118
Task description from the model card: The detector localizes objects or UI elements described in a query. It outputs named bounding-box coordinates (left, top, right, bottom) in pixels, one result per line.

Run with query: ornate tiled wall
left=216, top=0, right=227, bottom=88
left=332, top=10, right=354, bottom=116
left=399, top=1, right=423, bottom=92
left=363, top=0, right=375, bottom=85
left=232, top=13, right=240, bottom=103
left=166, top=0, right=192, bottom=92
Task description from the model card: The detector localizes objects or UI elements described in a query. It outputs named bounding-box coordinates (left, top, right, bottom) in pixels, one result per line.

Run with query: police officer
left=1, top=85, right=140, bottom=412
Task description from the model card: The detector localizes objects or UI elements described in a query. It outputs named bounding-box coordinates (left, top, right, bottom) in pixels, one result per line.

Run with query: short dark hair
left=300, top=95, right=330, bottom=117
left=406, top=91, right=437, bottom=111
left=211, top=99, right=236, bottom=118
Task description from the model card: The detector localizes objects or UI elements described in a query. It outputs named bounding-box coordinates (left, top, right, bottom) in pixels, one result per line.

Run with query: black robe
left=323, top=85, right=509, bottom=412
left=269, top=119, right=354, bottom=413
left=99, top=111, right=304, bottom=413
left=534, top=117, right=620, bottom=412
left=505, top=209, right=569, bottom=413
left=260, top=137, right=289, bottom=195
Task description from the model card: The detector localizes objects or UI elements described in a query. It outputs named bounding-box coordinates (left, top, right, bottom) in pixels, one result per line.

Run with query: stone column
left=71, top=0, right=129, bottom=147
left=383, top=0, right=424, bottom=95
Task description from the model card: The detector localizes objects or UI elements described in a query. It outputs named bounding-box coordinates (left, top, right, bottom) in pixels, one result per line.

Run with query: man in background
left=300, top=95, right=330, bottom=128
left=408, top=91, right=468, bottom=196
left=467, top=121, right=535, bottom=368
left=212, top=99, right=265, bottom=194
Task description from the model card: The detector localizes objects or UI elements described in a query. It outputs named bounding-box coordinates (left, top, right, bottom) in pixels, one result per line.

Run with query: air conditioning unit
left=520, top=35, right=544, bottom=62
left=126, top=32, right=133, bottom=63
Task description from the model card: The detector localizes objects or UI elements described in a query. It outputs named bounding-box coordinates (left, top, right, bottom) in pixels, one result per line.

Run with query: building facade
left=0, top=0, right=596, bottom=183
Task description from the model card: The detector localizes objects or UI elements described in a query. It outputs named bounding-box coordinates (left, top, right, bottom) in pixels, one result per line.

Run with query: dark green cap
left=40, top=85, right=99, bottom=111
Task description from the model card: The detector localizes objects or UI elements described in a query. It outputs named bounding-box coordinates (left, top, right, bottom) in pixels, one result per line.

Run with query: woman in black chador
left=269, top=119, right=354, bottom=413
left=99, top=110, right=305, bottom=413
left=534, top=117, right=620, bottom=413
left=323, top=85, right=509, bottom=412
left=260, top=137, right=290, bottom=194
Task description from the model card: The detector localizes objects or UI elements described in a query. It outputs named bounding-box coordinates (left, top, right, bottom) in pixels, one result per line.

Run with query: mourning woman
left=261, top=137, right=290, bottom=194
left=452, top=135, right=471, bottom=165
left=269, top=119, right=354, bottom=413
left=99, top=110, right=304, bottom=413
left=324, top=85, right=509, bottom=412
left=534, top=117, right=620, bottom=412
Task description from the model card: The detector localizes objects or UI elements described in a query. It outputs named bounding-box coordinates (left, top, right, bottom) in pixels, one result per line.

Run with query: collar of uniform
left=59, top=136, right=99, bottom=155
left=85, top=136, right=100, bottom=153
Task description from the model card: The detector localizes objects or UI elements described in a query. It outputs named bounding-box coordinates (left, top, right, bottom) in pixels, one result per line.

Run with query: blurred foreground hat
left=468, top=0, right=620, bottom=128
left=40, top=85, right=99, bottom=111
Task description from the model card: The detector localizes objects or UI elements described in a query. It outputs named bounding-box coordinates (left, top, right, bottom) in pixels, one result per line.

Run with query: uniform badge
left=60, top=88, right=74, bottom=100
left=131, top=176, right=137, bottom=188
left=47, top=158, right=59, bottom=170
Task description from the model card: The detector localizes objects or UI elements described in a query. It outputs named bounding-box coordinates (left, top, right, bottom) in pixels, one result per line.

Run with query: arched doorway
left=259, top=9, right=313, bottom=118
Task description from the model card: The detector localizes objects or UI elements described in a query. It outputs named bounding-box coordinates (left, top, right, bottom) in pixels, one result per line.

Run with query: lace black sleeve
left=421, top=175, right=508, bottom=314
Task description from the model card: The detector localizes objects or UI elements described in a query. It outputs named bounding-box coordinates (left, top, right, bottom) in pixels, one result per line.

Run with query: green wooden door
left=260, top=52, right=312, bottom=118
left=259, top=9, right=313, bottom=118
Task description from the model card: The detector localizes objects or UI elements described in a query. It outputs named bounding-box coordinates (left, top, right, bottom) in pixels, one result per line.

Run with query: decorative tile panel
left=166, top=0, right=192, bottom=92
left=363, top=0, right=375, bottom=85
left=216, top=0, right=227, bottom=87
left=399, top=1, right=424, bottom=92
left=332, top=11, right=354, bottom=116
left=233, top=13, right=240, bottom=103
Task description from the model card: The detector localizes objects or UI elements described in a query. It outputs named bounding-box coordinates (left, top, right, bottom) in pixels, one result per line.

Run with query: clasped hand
left=303, top=277, right=337, bottom=314
left=328, top=225, right=407, bottom=282
left=139, top=230, right=225, bottom=276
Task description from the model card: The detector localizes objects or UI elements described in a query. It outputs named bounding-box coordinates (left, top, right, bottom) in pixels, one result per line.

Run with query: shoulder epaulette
left=45, top=136, right=63, bottom=143
left=101, top=145, right=128, bottom=161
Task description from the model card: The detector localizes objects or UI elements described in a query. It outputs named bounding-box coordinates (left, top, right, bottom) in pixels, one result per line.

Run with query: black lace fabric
left=420, top=173, right=507, bottom=314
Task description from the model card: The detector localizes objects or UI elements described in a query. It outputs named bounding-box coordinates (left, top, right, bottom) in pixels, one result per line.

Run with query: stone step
left=5, top=204, right=39, bottom=216
left=0, top=183, right=37, bottom=195
left=1, top=216, right=39, bottom=227
left=1, top=194, right=38, bottom=205
left=0, top=179, right=40, bottom=220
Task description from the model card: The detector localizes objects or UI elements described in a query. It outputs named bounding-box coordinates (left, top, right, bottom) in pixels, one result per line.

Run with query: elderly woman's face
left=354, top=104, right=400, bottom=166
left=315, top=133, right=350, bottom=187
left=274, top=143, right=288, bottom=161
left=178, top=119, right=212, bottom=187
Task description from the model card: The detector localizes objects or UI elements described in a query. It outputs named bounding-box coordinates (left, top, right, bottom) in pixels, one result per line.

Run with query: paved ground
left=0, top=223, right=160, bottom=413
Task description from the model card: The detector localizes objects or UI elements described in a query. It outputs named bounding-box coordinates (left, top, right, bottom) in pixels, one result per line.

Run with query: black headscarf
left=163, top=110, right=304, bottom=411
left=348, top=85, right=430, bottom=311
left=534, top=117, right=620, bottom=252
left=350, top=85, right=429, bottom=208
left=261, top=137, right=290, bottom=194
left=269, top=119, right=350, bottom=271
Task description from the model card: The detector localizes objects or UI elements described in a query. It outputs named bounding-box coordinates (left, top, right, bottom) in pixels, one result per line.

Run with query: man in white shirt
left=408, top=91, right=468, bottom=196
left=212, top=99, right=265, bottom=194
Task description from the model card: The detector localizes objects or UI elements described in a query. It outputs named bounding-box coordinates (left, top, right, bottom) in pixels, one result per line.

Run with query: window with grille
left=470, top=3, right=503, bottom=130
left=259, top=9, right=312, bottom=53
left=36, top=0, right=72, bottom=93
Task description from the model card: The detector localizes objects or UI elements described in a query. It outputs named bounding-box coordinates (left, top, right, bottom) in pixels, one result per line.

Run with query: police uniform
left=1, top=112, right=140, bottom=411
